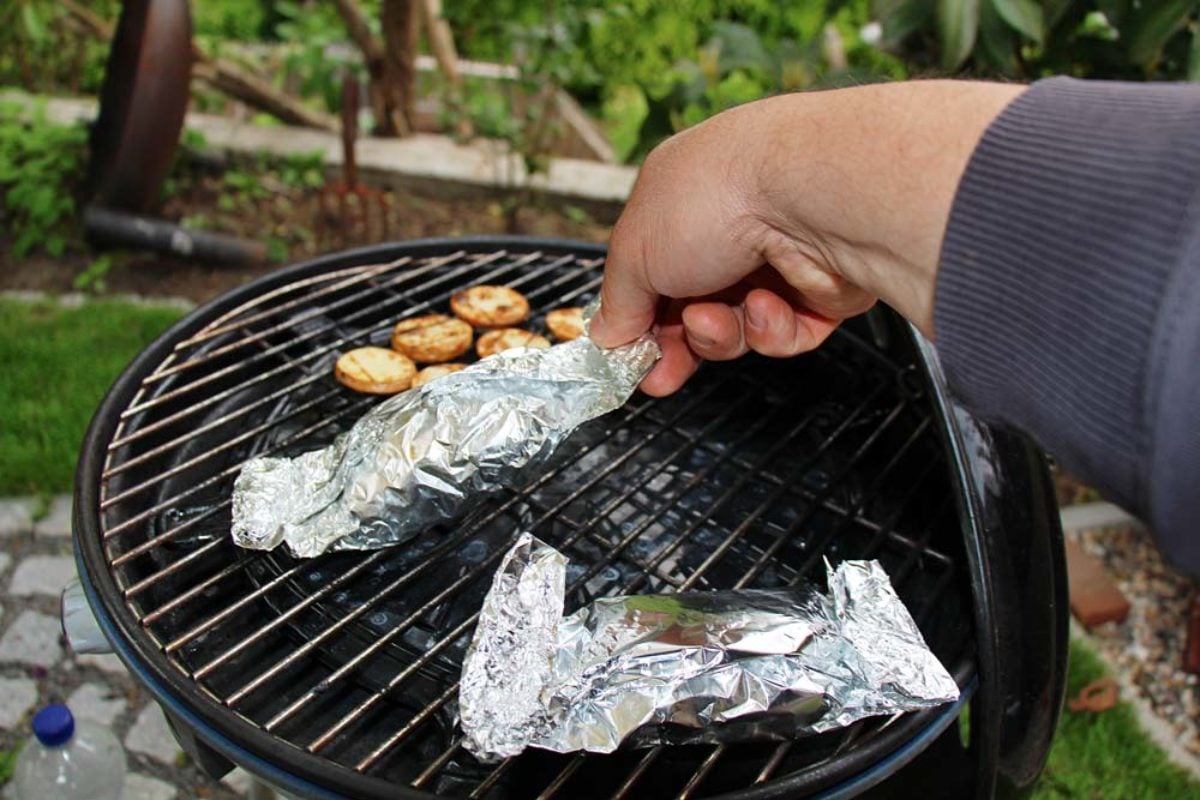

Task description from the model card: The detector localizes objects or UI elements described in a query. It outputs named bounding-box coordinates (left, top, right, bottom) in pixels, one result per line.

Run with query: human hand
left=588, top=80, right=1025, bottom=396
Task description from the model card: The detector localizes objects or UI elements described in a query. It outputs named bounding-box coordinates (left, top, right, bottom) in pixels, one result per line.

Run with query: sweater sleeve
left=934, top=76, right=1200, bottom=577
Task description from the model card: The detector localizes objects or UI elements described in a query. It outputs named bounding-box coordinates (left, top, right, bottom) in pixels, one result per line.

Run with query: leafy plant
left=445, top=1, right=905, bottom=162
left=605, top=11, right=904, bottom=162
left=0, top=0, right=114, bottom=94
left=73, top=253, right=114, bottom=294
left=272, top=0, right=370, bottom=115
left=0, top=99, right=88, bottom=258
left=879, top=0, right=1200, bottom=78
left=192, top=0, right=269, bottom=40
left=0, top=744, right=22, bottom=786
left=267, top=150, right=326, bottom=190
left=442, top=5, right=598, bottom=227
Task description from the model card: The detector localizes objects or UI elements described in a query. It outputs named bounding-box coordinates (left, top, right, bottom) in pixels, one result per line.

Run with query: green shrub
left=192, top=0, right=269, bottom=40
left=878, top=0, right=1200, bottom=79
left=0, top=98, right=88, bottom=257
left=444, top=1, right=902, bottom=161
left=0, top=1, right=114, bottom=94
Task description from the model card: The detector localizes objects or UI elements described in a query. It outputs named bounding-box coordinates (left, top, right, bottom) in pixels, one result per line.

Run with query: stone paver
left=0, top=676, right=38, bottom=728
left=125, top=704, right=181, bottom=765
left=73, top=652, right=130, bottom=676
left=32, top=494, right=72, bottom=539
left=0, top=610, right=64, bottom=666
left=0, top=497, right=34, bottom=536
left=9, top=554, right=77, bottom=597
left=123, top=773, right=179, bottom=800
left=221, top=768, right=253, bottom=795
left=68, top=682, right=126, bottom=727
left=1, top=504, right=243, bottom=798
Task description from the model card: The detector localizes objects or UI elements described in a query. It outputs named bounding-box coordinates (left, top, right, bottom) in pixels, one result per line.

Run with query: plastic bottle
left=11, top=704, right=126, bottom=800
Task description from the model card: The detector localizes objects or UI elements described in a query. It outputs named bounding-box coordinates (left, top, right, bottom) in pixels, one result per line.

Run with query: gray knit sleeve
left=934, top=76, right=1200, bottom=576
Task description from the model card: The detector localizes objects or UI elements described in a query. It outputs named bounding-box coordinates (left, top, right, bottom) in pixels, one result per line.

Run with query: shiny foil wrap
left=230, top=313, right=659, bottom=558
left=460, top=533, right=959, bottom=762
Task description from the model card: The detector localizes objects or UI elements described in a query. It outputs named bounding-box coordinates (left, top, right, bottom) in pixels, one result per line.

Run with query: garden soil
left=1, top=180, right=609, bottom=304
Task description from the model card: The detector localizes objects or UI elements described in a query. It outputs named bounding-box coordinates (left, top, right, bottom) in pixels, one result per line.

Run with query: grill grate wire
left=95, top=248, right=971, bottom=799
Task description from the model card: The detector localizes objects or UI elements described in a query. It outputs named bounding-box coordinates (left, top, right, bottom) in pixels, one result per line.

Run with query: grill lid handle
left=61, top=579, right=114, bottom=655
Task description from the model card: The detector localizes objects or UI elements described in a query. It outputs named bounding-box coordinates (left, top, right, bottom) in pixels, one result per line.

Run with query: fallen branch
left=191, top=50, right=338, bottom=131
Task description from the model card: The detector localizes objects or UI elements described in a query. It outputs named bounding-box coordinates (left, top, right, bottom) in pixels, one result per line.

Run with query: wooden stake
left=381, top=0, right=419, bottom=136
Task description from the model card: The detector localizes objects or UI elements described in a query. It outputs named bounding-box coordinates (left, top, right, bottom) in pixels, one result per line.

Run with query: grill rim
left=74, top=236, right=979, bottom=799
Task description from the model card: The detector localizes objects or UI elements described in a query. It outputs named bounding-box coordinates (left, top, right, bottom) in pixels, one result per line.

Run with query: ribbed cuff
left=934, top=77, right=1200, bottom=573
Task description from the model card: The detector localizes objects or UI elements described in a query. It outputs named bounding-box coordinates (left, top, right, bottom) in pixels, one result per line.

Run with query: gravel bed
left=1069, top=523, right=1200, bottom=755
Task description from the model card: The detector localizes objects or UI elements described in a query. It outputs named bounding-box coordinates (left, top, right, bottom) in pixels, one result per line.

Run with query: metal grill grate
left=91, top=244, right=974, bottom=799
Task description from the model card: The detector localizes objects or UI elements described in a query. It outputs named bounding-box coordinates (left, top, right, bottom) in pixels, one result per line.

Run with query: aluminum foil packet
left=230, top=307, right=659, bottom=558
left=460, top=533, right=959, bottom=761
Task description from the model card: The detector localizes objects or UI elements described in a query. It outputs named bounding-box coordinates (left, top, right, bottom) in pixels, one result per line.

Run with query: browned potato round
left=450, top=285, right=530, bottom=328
left=475, top=328, right=551, bottom=358
left=411, top=362, right=467, bottom=388
left=545, top=307, right=585, bottom=342
left=334, top=347, right=416, bottom=394
left=391, top=314, right=473, bottom=363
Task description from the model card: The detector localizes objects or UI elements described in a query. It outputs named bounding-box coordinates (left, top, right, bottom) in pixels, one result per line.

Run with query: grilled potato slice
left=545, top=307, right=585, bottom=342
left=451, top=285, right=530, bottom=328
left=334, top=347, right=416, bottom=394
left=391, top=314, right=473, bottom=363
left=476, top=328, right=551, bottom=358
left=412, top=362, right=467, bottom=388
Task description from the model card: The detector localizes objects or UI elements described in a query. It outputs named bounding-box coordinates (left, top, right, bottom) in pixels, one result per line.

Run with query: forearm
left=935, top=77, right=1200, bottom=575
left=747, top=81, right=1025, bottom=337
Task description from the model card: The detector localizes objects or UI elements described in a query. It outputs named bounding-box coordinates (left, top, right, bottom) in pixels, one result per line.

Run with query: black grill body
left=72, top=237, right=1068, bottom=799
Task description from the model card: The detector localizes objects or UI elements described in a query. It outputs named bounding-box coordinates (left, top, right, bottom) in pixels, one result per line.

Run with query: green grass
left=0, top=297, right=183, bottom=498
left=1035, top=641, right=1200, bottom=799
left=0, top=745, right=19, bottom=786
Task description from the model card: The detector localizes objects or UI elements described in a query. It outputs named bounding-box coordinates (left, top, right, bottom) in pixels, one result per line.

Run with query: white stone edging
left=4, top=91, right=637, bottom=213
left=1, top=290, right=196, bottom=312
left=1060, top=501, right=1145, bottom=535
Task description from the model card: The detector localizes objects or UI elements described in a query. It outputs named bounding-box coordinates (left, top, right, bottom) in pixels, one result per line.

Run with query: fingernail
left=745, top=305, right=764, bottom=330
left=690, top=332, right=715, bottom=348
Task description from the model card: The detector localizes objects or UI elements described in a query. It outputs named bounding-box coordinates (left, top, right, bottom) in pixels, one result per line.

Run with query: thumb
left=589, top=254, right=659, bottom=348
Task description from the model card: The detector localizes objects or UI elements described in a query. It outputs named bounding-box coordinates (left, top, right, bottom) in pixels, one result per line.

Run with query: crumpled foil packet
left=230, top=306, right=659, bottom=558
left=460, top=533, right=960, bottom=761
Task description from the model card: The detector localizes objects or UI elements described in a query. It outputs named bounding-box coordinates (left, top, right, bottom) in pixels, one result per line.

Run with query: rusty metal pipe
left=83, top=205, right=266, bottom=266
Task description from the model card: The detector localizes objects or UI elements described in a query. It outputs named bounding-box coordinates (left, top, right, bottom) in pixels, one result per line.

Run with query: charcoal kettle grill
left=65, top=237, right=1069, bottom=799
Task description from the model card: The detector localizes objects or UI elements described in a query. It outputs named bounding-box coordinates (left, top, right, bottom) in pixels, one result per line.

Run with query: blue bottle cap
left=32, top=704, right=74, bottom=747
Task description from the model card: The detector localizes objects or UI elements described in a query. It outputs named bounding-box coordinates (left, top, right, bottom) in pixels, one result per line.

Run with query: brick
left=1066, top=539, right=1132, bottom=627
left=10, top=555, right=77, bottom=597
left=0, top=610, right=64, bottom=666
left=0, top=676, right=38, bottom=729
